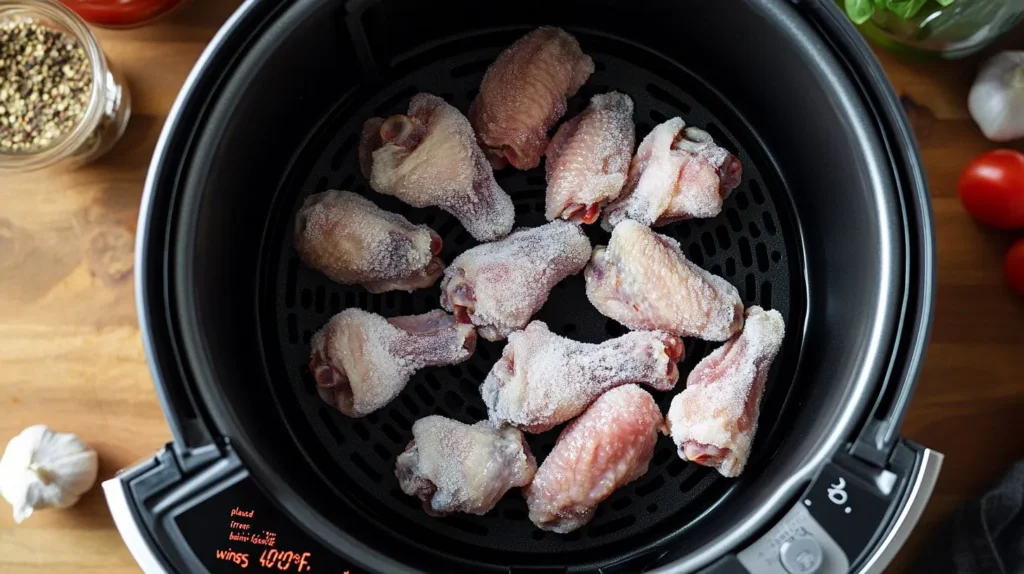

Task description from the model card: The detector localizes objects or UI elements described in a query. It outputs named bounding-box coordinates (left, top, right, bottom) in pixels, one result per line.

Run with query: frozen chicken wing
left=523, top=385, right=664, bottom=533
left=585, top=219, right=744, bottom=341
left=293, top=190, right=444, bottom=293
left=481, top=321, right=682, bottom=433
left=360, top=93, right=515, bottom=242
left=545, top=92, right=635, bottom=224
left=310, top=309, right=476, bottom=417
left=440, top=221, right=592, bottom=341
left=469, top=27, right=595, bottom=170
left=396, top=416, right=536, bottom=516
left=603, top=118, right=742, bottom=230
left=666, top=306, right=785, bottom=478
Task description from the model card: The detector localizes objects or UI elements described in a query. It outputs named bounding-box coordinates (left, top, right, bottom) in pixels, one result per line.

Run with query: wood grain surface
left=0, top=2, right=1021, bottom=572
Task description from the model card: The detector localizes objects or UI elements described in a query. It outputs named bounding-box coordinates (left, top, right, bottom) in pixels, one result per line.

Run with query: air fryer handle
left=857, top=448, right=943, bottom=573
left=136, top=225, right=220, bottom=462
left=139, top=329, right=224, bottom=472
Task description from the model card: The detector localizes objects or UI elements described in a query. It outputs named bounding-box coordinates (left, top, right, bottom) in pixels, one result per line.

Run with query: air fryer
left=103, top=1, right=941, bottom=573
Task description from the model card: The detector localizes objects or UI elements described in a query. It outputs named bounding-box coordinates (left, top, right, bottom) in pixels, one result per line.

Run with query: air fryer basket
left=158, top=0, right=921, bottom=572
left=268, top=30, right=805, bottom=557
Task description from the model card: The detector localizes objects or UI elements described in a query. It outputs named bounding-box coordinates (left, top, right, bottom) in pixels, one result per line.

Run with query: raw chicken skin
left=585, top=219, right=744, bottom=341
left=440, top=221, right=592, bottom=341
left=602, top=118, right=742, bottom=230
left=293, top=190, right=443, bottom=293
left=545, top=92, right=635, bottom=224
left=396, top=416, right=537, bottom=516
left=469, top=27, right=595, bottom=170
left=523, top=385, right=665, bottom=533
left=310, top=309, right=476, bottom=417
left=481, top=320, right=683, bottom=433
left=666, top=306, right=785, bottom=478
left=360, top=93, right=515, bottom=242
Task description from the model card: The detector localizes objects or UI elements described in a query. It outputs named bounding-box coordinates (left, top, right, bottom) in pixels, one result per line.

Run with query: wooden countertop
left=0, top=2, right=1020, bottom=572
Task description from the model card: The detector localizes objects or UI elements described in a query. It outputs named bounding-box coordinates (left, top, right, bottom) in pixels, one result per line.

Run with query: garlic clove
left=0, top=425, right=99, bottom=523
left=969, top=51, right=1024, bottom=142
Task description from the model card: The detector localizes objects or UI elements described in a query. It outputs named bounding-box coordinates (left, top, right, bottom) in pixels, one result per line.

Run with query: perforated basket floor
left=261, top=29, right=806, bottom=565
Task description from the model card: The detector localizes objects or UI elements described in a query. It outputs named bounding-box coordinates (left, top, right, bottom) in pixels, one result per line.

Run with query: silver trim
left=103, top=477, right=170, bottom=574
left=859, top=449, right=944, bottom=574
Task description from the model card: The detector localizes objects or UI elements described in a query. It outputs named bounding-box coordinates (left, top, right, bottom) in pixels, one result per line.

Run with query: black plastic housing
left=135, top=0, right=934, bottom=572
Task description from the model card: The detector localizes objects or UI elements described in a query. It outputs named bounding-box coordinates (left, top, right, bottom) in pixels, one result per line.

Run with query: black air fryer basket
left=112, top=1, right=940, bottom=573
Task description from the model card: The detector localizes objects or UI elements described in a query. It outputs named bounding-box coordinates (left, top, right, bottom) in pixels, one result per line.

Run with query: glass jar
left=0, top=0, right=131, bottom=173
left=844, top=0, right=1024, bottom=59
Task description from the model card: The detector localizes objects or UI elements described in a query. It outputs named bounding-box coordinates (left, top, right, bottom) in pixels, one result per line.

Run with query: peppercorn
left=0, top=18, right=92, bottom=154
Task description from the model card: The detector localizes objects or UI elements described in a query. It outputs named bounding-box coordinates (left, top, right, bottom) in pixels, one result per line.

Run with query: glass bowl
left=843, top=0, right=1024, bottom=60
left=0, top=0, right=131, bottom=173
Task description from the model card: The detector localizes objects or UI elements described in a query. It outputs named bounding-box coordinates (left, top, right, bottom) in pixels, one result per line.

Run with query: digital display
left=174, top=476, right=356, bottom=573
left=211, top=506, right=313, bottom=571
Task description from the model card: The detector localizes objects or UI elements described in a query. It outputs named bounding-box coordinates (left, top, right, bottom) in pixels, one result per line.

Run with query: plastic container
left=844, top=0, right=1024, bottom=59
left=0, top=0, right=131, bottom=173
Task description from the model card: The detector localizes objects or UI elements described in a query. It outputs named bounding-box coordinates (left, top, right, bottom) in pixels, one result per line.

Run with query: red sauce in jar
left=59, top=0, right=187, bottom=28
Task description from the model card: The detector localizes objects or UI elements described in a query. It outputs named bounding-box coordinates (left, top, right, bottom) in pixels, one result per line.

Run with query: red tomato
left=59, top=0, right=187, bottom=28
left=1006, top=239, right=1024, bottom=298
left=958, top=149, right=1024, bottom=230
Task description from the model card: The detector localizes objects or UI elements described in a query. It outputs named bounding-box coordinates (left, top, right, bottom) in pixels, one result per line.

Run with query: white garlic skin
left=0, top=425, right=99, bottom=523
left=969, top=51, right=1024, bottom=142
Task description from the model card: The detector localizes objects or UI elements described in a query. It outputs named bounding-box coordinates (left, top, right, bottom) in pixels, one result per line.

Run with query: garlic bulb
left=969, top=51, right=1024, bottom=142
left=0, top=425, right=99, bottom=523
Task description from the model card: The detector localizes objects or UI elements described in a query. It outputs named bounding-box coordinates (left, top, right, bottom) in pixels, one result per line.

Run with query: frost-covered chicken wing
left=602, top=118, right=742, bottom=230
left=585, top=219, right=743, bottom=341
left=524, top=385, right=664, bottom=533
left=360, top=93, right=514, bottom=242
left=481, top=321, right=682, bottom=433
left=545, top=92, right=635, bottom=224
left=294, top=190, right=443, bottom=293
left=310, top=309, right=476, bottom=417
left=396, top=416, right=536, bottom=517
left=469, top=27, right=595, bottom=170
left=441, top=221, right=591, bottom=341
left=667, top=306, right=785, bottom=478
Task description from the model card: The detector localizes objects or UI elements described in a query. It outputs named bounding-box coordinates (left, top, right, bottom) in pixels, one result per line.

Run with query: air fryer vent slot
left=262, top=31, right=805, bottom=562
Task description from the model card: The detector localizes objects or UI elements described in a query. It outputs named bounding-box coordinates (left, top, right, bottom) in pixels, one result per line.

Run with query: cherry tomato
left=1006, top=239, right=1024, bottom=298
left=59, top=0, right=187, bottom=28
left=958, top=149, right=1024, bottom=230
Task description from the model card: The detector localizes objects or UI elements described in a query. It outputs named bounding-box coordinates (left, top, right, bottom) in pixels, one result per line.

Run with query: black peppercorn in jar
left=0, top=0, right=131, bottom=172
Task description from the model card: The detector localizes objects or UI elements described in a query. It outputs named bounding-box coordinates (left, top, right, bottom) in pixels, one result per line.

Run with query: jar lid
left=59, top=0, right=188, bottom=28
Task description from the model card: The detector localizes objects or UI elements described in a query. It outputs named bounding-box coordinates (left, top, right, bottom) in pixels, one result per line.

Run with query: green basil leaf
left=846, top=0, right=876, bottom=24
left=934, top=0, right=955, bottom=6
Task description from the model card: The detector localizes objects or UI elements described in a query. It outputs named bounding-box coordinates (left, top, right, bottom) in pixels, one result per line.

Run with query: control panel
left=732, top=450, right=914, bottom=574
left=110, top=445, right=362, bottom=574
left=172, top=475, right=356, bottom=573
